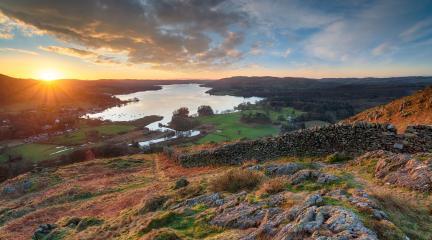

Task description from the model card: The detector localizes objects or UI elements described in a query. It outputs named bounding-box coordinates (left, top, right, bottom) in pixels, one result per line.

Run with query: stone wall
left=172, top=123, right=432, bottom=167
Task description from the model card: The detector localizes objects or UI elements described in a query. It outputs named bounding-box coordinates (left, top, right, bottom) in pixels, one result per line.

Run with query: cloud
left=0, top=47, right=38, bottom=55
left=40, top=45, right=121, bottom=64
left=400, top=17, right=432, bottom=42
left=304, top=0, right=432, bottom=62
left=0, top=11, right=42, bottom=39
left=0, top=0, right=247, bottom=69
left=372, top=42, right=396, bottom=56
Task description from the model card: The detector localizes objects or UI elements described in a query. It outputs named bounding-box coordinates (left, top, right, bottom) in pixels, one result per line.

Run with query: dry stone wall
left=173, top=123, right=432, bottom=167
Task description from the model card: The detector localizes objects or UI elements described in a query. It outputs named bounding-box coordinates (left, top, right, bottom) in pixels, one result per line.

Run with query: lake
left=85, top=84, right=262, bottom=131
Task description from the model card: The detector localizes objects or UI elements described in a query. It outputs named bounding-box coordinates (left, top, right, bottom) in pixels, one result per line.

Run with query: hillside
left=346, top=86, right=432, bottom=132
left=205, top=76, right=432, bottom=123
left=1, top=150, right=431, bottom=240
left=0, top=74, right=206, bottom=111
left=2, top=122, right=432, bottom=239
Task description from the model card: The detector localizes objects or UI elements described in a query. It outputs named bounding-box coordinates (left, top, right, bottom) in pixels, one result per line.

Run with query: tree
left=170, top=115, right=198, bottom=131
left=170, top=107, right=198, bottom=131
left=173, top=107, right=189, bottom=117
left=197, top=105, right=214, bottom=116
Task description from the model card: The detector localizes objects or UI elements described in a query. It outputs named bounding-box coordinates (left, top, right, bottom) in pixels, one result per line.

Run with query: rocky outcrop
left=289, top=170, right=338, bottom=185
left=172, top=123, right=432, bottom=167
left=358, top=150, right=432, bottom=192
left=234, top=194, right=379, bottom=240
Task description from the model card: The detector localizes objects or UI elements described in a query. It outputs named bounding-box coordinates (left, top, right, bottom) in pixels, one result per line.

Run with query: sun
left=37, top=69, right=62, bottom=82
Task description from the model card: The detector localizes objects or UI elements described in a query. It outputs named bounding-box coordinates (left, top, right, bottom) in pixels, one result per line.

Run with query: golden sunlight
left=37, top=69, right=62, bottom=81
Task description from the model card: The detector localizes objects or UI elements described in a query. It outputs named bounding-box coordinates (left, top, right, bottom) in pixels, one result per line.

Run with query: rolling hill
left=346, top=86, right=432, bottom=132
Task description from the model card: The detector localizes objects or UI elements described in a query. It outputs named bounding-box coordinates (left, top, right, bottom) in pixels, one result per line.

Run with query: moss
left=140, top=208, right=221, bottom=239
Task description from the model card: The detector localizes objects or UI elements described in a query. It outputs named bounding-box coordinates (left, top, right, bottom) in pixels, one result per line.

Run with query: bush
left=209, top=169, right=263, bottom=193
left=197, top=105, right=214, bottom=116
left=169, top=115, right=198, bottom=131
left=326, top=152, right=351, bottom=164
left=174, top=178, right=189, bottom=189
left=257, top=177, right=286, bottom=196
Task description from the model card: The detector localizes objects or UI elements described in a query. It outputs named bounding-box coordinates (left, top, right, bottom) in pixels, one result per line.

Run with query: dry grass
left=257, top=177, right=286, bottom=197
left=209, top=169, right=263, bottom=193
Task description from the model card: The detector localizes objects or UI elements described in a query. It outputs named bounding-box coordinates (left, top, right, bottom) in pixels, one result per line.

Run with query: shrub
left=169, top=115, right=199, bottom=131
left=326, top=152, right=351, bottom=164
left=209, top=169, right=263, bottom=193
left=197, top=105, right=214, bottom=116
left=174, top=178, right=189, bottom=189
left=257, top=177, right=286, bottom=197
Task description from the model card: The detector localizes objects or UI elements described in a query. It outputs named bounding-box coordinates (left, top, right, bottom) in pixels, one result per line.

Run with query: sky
left=0, top=0, right=432, bottom=80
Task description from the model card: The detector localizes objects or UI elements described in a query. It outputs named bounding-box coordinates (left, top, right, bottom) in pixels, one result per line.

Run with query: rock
left=32, top=224, right=57, bottom=240
left=316, top=173, right=339, bottom=184
left=246, top=165, right=263, bottom=171
left=2, top=185, right=16, bottom=194
left=173, top=193, right=224, bottom=209
left=273, top=206, right=378, bottom=240
left=372, top=209, right=388, bottom=220
left=367, top=151, right=432, bottom=192
left=174, top=178, right=189, bottom=189
left=264, top=163, right=304, bottom=176
left=211, top=202, right=281, bottom=229
left=393, top=143, right=404, bottom=150
left=304, top=194, right=323, bottom=208
left=289, top=170, right=338, bottom=185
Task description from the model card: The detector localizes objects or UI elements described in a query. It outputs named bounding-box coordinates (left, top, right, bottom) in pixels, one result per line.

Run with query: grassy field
left=196, top=107, right=301, bottom=144
left=242, top=107, right=303, bottom=122
left=51, top=124, right=137, bottom=145
left=0, top=143, right=74, bottom=163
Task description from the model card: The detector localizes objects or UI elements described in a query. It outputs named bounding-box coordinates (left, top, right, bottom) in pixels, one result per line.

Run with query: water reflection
left=86, top=84, right=262, bottom=130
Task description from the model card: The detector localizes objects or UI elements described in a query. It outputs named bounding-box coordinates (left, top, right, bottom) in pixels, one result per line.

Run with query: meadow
left=196, top=107, right=302, bottom=144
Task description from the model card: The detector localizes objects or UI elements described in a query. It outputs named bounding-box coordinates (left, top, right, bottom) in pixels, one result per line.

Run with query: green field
left=0, top=143, right=74, bottom=163
left=196, top=107, right=301, bottom=144
left=51, top=124, right=136, bottom=145
left=242, top=107, right=303, bottom=122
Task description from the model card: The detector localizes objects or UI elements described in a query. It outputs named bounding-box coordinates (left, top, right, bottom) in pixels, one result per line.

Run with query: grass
left=196, top=106, right=302, bottom=144
left=0, top=143, right=73, bottom=163
left=50, top=124, right=136, bottom=145
left=196, top=112, right=277, bottom=144
left=140, top=207, right=221, bottom=239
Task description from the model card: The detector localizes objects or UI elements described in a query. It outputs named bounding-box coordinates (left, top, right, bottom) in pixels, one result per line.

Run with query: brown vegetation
left=209, top=169, right=263, bottom=193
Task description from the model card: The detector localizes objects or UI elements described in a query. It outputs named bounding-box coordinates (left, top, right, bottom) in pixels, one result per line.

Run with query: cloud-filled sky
left=0, top=0, right=432, bottom=80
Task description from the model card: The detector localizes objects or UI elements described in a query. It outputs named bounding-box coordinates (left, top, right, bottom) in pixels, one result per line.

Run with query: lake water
left=86, top=84, right=263, bottom=131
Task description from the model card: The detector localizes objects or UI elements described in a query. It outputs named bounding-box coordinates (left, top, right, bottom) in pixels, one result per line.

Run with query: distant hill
left=345, top=86, right=432, bottom=132
left=0, top=74, right=206, bottom=111
left=205, top=76, right=432, bottom=123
